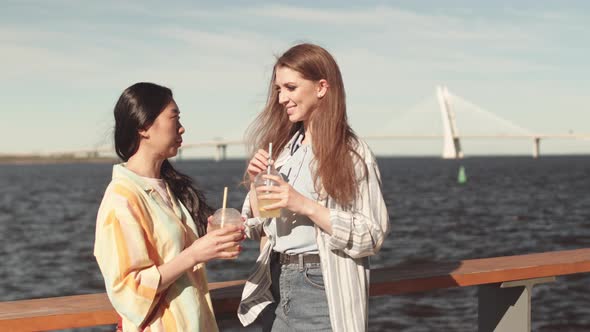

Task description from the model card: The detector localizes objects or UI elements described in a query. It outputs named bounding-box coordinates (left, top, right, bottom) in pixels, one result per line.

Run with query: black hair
left=113, top=82, right=212, bottom=236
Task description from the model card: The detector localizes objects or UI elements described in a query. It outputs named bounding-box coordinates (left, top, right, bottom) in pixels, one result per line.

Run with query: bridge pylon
left=532, top=137, right=541, bottom=158
left=437, top=85, right=463, bottom=159
left=215, top=144, right=227, bottom=161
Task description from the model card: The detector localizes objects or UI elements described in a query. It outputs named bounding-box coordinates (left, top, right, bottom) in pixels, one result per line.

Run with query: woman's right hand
left=186, top=224, right=245, bottom=262
left=247, top=149, right=270, bottom=182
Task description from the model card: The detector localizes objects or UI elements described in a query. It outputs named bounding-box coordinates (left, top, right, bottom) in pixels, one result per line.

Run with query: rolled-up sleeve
left=326, top=155, right=390, bottom=259
left=94, top=188, right=161, bottom=328
left=241, top=190, right=266, bottom=241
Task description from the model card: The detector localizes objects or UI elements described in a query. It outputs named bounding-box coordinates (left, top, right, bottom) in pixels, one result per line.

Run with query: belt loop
left=298, top=254, right=304, bottom=271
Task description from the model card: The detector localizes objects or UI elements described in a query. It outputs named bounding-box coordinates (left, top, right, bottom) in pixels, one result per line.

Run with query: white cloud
left=1, top=43, right=110, bottom=79
left=506, top=7, right=583, bottom=22
left=247, top=4, right=536, bottom=43
left=156, top=27, right=280, bottom=57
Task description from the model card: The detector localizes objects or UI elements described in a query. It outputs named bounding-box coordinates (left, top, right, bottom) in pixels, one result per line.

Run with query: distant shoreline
left=0, top=156, right=118, bottom=165
left=1, top=154, right=588, bottom=166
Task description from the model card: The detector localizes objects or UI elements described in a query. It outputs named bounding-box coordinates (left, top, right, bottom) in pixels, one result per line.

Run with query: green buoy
left=457, top=165, right=467, bottom=184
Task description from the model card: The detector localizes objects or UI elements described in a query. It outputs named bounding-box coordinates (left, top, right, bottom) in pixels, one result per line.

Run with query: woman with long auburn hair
left=94, top=82, right=245, bottom=332
left=238, top=44, right=390, bottom=331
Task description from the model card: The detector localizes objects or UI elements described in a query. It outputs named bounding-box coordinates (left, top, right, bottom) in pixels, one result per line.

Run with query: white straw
left=267, top=142, right=272, bottom=175
left=221, top=187, right=228, bottom=228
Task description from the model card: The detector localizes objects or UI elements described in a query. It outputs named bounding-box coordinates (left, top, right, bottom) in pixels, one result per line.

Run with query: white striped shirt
left=238, top=134, right=390, bottom=331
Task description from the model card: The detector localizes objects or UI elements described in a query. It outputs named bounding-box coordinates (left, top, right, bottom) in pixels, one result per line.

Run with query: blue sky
left=1, top=0, right=589, bottom=157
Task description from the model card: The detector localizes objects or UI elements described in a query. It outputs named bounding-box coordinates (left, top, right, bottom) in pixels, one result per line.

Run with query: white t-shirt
left=141, top=176, right=173, bottom=210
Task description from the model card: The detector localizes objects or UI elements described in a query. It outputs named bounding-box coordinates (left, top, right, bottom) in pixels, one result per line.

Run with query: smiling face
left=141, top=100, right=184, bottom=159
left=274, top=66, right=327, bottom=124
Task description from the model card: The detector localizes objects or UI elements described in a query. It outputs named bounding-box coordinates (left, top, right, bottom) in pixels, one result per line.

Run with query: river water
left=1, top=156, right=589, bottom=331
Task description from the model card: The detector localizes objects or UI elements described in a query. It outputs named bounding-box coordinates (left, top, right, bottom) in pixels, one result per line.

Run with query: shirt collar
left=287, top=125, right=305, bottom=156
left=112, top=163, right=155, bottom=193
left=112, top=163, right=184, bottom=219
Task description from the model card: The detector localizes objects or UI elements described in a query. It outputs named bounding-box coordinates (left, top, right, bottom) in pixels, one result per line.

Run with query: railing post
left=478, top=276, right=555, bottom=332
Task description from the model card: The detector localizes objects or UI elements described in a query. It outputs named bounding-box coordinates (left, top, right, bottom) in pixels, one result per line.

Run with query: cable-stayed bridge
left=367, top=86, right=589, bottom=159
left=19, top=86, right=589, bottom=160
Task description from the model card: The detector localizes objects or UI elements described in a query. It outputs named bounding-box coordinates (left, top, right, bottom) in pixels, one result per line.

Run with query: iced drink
left=258, top=198, right=281, bottom=218
left=209, top=208, right=242, bottom=258
left=254, top=166, right=282, bottom=218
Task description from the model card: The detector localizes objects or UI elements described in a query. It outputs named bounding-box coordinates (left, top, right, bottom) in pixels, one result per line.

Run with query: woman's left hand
left=255, top=174, right=309, bottom=215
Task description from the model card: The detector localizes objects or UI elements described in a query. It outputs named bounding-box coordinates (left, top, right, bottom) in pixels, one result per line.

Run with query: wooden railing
left=2, top=248, right=590, bottom=331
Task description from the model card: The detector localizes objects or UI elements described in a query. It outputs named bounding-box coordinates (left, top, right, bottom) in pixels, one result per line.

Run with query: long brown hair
left=245, top=43, right=361, bottom=208
left=114, top=82, right=213, bottom=236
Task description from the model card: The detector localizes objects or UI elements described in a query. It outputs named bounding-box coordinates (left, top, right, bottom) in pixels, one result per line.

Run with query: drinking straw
left=267, top=142, right=273, bottom=175
left=221, top=186, right=228, bottom=228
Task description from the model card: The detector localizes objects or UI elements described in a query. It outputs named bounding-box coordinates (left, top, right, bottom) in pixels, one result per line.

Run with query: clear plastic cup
left=254, top=167, right=282, bottom=218
left=209, top=208, right=242, bottom=259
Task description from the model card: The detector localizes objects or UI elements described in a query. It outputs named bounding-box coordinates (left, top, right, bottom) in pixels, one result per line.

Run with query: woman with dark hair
left=94, top=82, right=244, bottom=332
left=238, top=44, right=390, bottom=331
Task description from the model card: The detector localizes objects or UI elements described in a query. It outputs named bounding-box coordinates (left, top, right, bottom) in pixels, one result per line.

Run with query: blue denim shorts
left=259, top=252, right=331, bottom=331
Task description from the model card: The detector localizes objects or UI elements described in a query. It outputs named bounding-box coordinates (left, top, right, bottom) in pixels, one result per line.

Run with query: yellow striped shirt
left=94, top=164, right=218, bottom=332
